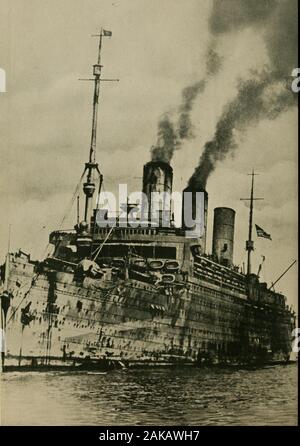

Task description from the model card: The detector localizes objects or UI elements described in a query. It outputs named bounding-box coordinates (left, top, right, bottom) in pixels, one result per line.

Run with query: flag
left=103, top=30, right=112, bottom=37
left=255, top=224, right=272, bottom=240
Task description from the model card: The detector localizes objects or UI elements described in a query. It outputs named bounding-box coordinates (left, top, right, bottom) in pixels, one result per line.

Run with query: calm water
left=0, top=364, right=297, bottom=426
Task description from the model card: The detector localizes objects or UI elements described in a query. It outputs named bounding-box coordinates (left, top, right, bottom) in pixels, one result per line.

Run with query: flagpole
left=98, top=27, right=103, bottom=65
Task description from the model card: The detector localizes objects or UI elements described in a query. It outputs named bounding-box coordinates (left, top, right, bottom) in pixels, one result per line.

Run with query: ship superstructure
left=0, top=32, right=296, bottom=370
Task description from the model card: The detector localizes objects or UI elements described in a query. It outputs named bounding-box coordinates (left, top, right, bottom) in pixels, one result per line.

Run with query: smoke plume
left=188, top=0, right=298, bottom=190
left=151, top=0, right=297, bottom=171
left=209, top=0, right=278, bottom=34
left=178, top=80, right=206, bottom=140
left=206, top=45, right=223, bottom=76
left=151, top=115, right=178, bottom=163
left=151, top=55, right=216, bottom=163
left=151, top=79, right=207, bottom=163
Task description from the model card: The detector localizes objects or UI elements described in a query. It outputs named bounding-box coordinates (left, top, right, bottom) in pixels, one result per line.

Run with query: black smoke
left=178, top=80, right=206, bottom=140
left=151, top=81, right=206, bottom=163
left=188, top=0, right=298, bottom=190
left=151, top=115, right=178, bottom=163
left=209, top=0, right=278, bottom=34
left=151, top=66, right=212, bottom=162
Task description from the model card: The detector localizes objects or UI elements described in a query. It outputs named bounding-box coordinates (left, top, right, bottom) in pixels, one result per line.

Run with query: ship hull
left=1, top=253, right=293, bottom=371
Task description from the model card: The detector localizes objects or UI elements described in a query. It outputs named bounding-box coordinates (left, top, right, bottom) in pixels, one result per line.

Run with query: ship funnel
left=181, top=187, right=208, bottom=252
left=142, top=161, right=173, bottom=226
left=212, top=207, right=235, bottom=267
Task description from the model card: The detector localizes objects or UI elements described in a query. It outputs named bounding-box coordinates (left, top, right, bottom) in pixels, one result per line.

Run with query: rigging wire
left=57, top=170, right=86, bottom=230
left=5, top=171, right=87, bottom=325
left=91, top=180, right=117, bottom=258
left=42, top=170, right=85, bottom=259
left=92, top=224, right=115, bottom=261
left=89, top=171, right=103, bottom=258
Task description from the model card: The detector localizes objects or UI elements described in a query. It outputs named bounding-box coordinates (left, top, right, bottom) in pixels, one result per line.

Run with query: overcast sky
left=0, top=0, right=298, bottom=310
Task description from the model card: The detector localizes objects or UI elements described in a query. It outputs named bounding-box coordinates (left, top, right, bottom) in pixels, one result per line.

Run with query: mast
left=240, top=171, right=263, bottom=275
left=246, top=172, right=254, bottom=276
left=81, top=29, right=118, bottom=225
left=82, top=31, right=103, bottom=223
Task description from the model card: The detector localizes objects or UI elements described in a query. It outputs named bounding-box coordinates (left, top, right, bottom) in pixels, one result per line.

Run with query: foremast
left=82, top=29, right=117, bottom=226
left=82, top=33, right=102, bottom=223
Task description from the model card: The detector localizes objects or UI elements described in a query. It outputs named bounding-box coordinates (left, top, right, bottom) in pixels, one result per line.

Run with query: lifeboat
left=129, top=269, right=155, bottom=284
left=132, top=259, right=147, bottom=272
left=161, top=274, right=175, bottom=284
left=164, top=260, right=179, bottom=272
left=148, top=260, right=164, bottom=270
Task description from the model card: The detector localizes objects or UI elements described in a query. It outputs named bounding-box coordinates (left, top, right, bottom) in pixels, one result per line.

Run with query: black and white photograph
left=0, top=0, right=298, bottom=428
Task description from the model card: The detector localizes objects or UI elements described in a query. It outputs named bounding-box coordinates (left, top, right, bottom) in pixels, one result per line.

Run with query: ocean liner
left=0, top=32, right=296, bottom=371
